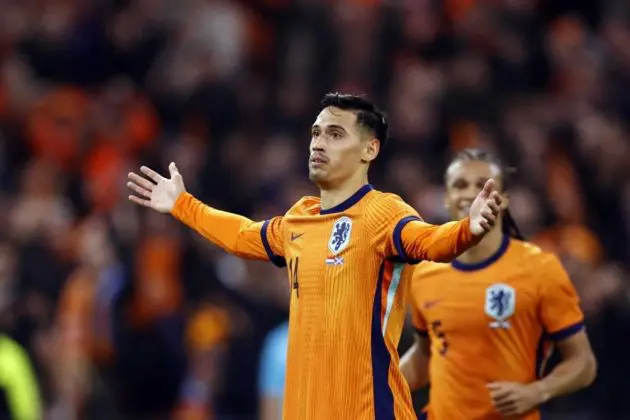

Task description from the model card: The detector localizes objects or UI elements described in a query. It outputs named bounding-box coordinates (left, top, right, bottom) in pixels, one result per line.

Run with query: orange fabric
left=130, top=235, right=183, bottom=326
left=124, top=95, right=159, bottom=153
left=532, top=224, right=603, bottom=265
left=57, top=268, right=113, bottom=363
left=449, top=121, right=480, bottom=153
left=83, top=144, right=126, bottom=212
left=409, top=240, right=584, bottom=420
left=172, top=186, right=480, bottom=419
left=186, top=306, right=231, bottom=352
left=27, top=87, right=88, bottom=170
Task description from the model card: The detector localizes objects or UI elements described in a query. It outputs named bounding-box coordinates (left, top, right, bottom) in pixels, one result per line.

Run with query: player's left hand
left=469, top=179, right=503, bottom=236
left=487, top=381, right=546, bottom=417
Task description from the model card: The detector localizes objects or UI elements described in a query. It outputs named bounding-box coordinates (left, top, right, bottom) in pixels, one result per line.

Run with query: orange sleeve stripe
left=400, top=217, right=480, bottom=262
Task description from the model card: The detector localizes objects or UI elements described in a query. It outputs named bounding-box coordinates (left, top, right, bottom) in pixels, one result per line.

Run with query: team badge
left=484, top=283, right=516, bottom=329
left=328, top=217, right=352, bottom=255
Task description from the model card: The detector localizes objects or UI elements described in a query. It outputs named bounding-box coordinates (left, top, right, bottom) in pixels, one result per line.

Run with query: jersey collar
left=320, top=184, right=374, bottom=215
left=451, top=234, right=511, bottom=272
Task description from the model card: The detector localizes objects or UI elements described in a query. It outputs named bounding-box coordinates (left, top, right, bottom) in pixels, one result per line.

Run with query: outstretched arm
left=381, top=180, right=502, bottom=263
left=128, top=163, right=285, bottom=266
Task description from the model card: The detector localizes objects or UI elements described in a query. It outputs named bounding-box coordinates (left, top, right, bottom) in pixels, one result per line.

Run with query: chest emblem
left=328, top=217, right=352, bottom=255
left=485, top=283, right=516, bottom=329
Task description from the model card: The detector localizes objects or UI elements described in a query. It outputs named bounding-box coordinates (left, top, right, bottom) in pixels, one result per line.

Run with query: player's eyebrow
left=311, top=124, right=347, bottom=133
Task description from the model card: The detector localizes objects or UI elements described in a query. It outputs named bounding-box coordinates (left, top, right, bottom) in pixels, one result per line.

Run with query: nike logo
left=424, top=300, right=441, bottom=309
left=291, top=233, right=304, bottom=241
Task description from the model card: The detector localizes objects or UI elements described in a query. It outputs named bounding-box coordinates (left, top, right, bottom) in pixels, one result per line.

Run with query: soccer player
left=127, top=94, right=503, bottom=419
left=400, top=148, right=597, bottom=420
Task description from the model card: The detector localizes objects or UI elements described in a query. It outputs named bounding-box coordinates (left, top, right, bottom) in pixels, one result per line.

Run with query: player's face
left=309, top=107, right=378, bottom=187
left=444, top=160, right=503, bottom=220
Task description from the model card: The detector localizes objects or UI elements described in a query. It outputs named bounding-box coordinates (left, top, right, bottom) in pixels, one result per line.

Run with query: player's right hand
left=127, top=162, right=186, bottom=213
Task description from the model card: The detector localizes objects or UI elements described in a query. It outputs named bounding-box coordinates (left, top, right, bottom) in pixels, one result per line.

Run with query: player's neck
left=319, top=173, right=369, bottom=211
left=456, top=222, right=505, bottom=265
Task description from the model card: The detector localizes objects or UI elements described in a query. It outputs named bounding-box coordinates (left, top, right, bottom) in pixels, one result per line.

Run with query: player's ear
left=361, top=138, right=380, bottom=163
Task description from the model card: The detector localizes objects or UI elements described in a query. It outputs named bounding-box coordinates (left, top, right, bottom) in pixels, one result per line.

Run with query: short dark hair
left=448, top=148, right=524, bottom=240
left=320, top=92, right=389, bottom=149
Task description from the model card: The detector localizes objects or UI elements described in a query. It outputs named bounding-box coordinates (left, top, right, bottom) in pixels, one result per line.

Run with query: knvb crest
left=484, top=283, right=516, bottom=329
left=328, top=217, right=352, bottom=255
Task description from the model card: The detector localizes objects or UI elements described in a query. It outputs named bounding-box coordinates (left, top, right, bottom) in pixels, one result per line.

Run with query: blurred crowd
left=0, top=0, right=628, bottom=419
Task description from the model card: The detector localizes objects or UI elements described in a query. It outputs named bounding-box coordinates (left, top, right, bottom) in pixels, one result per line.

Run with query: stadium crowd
left=0, top=0, right=627, bottom=418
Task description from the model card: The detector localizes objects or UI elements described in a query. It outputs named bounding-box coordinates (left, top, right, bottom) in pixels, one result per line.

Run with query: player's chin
left=308, top=168, right=328, bottom=182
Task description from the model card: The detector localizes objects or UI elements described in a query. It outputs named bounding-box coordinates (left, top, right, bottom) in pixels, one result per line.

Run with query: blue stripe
left=320, top=184, right=373, bottom=215
left=261, top=220, right=287, bottom=268
left=371, top=262, right=394, bottom=420
left=418, top=409, right=428, bottom=420
left=392, top=216, right=422, bottom=264
left=548, top=321, right=584, bottom=341
left=451, top=234, right=510, bottom=271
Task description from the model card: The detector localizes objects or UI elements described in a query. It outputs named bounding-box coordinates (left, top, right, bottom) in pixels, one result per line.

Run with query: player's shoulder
left=508, top=239, right=565, bottom=277
left=363, top=189, right=418, bottom=218
left=510, top=239, right=559, bottom=264
left=410, top=261, right=453, bottom=283
left=285, top=196, right=321, bottom=216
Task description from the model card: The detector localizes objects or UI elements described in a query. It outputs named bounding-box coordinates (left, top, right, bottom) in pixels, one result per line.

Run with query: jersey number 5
left=289, top=257, right=299, bottom=297
left=431, top=320, right=448, bottom=356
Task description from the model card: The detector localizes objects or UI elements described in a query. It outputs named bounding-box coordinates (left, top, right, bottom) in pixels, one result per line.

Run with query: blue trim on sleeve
left=451, top=234, right=510, bottom=272
left=547, top=321, right=585, bottom=341
left=320, top=184, right=373, bottom=215
left=392, top=216, right=422, bottom=264
left=261, top=220, right=287, bottom=268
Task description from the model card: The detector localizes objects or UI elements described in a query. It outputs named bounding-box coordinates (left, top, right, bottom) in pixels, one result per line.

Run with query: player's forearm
left=399, top=342, right=429, bottom=390
left=172, top=192, right=258, bottom=256
left=535, top=354, right=597, bottom=402
left=401, top=218, right=481, bottom=262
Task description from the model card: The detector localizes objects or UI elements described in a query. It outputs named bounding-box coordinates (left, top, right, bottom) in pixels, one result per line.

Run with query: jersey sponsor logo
left=291, top=232, right=304, bottom=241
left=328, top=217, right=352, bottom=255
left=485, top=283, right=515, bottom=329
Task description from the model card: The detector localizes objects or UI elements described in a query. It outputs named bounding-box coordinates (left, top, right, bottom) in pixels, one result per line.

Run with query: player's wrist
left=531, top=380, right=551, bottom=405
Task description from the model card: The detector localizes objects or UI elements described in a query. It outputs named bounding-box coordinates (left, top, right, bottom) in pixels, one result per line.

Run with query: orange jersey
left=409, top=235, right=585, bottom=420
left=173, top=184, right=480, bottom=420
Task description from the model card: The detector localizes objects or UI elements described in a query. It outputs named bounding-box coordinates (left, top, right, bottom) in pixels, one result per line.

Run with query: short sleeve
left=258, top=323, right=288, bottom=398
left=539, top=255, right=585, bottom=341
left=367, top=194, right=422, bottom=263
left=260, top=216, right=286, bottom=267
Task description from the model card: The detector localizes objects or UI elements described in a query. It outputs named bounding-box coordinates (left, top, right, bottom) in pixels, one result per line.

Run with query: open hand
left=127, top=162, right=186, bottom=213
left=487, top=381, right=545, bottom=417
left=469, top=179, right=503, bottom=236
